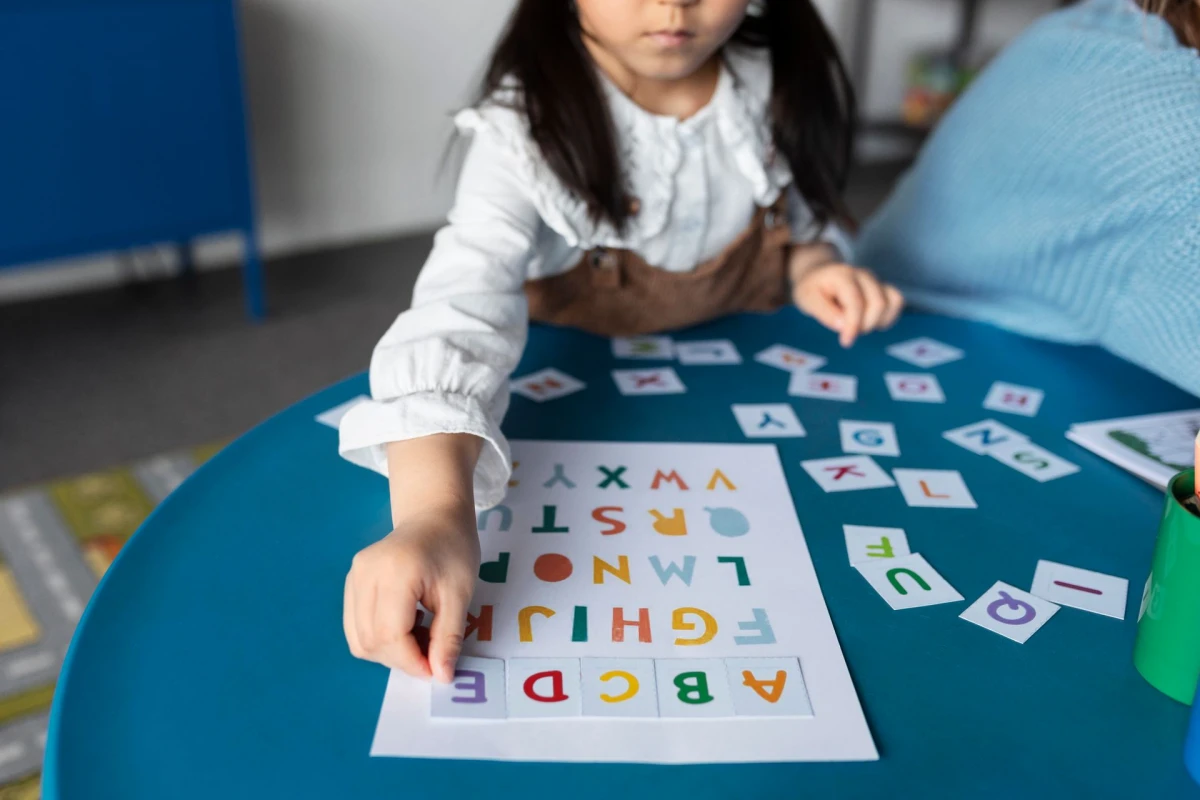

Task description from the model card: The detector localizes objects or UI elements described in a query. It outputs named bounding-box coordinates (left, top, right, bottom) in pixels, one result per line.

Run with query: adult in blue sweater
left=857, top=0, right=1200, bottom=397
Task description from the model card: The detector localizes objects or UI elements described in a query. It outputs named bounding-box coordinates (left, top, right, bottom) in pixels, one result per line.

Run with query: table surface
left=44, top=310, right=1200, bottom=799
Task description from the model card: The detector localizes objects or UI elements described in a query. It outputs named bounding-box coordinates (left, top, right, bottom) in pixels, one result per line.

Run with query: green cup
left=1134, top=470, right=1200, bottom=704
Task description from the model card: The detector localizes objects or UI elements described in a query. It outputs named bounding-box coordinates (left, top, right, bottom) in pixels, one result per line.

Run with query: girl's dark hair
left=477, top=0, right=857, bottom=235
left=1140, top=0, right=1200, bottom=49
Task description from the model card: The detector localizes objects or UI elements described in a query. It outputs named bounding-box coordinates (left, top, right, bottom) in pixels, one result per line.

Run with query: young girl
left=339, top=0, right=903, bottom=683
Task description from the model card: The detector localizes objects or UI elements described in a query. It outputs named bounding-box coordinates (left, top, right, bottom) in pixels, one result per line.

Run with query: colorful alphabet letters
left=372, top=441, right=878, bottom=764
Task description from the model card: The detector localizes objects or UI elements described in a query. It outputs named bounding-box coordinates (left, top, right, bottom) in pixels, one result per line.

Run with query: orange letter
left=651, top=470, right=690, bottom=490
left=742, top=669, right=787, bottom=703
left=464, top=605, right=494, bottom=642
left=920, top=480, right=949, bottom=499
left=672, top=606, right=717, bottom=645
left=611, top=607, right=652, bottom=643
left=592, top=506, right=627, bottom=535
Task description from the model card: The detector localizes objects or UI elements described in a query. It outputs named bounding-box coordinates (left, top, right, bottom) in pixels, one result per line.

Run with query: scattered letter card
left=840, top=421, right=900, bottom=457
left=612, top=368, right=686, bottom=396
left=371, top=441, right=878, bottom=764
left=884, top=373, right=946, bottom=403
left=856, top=553, right=963, bottom=610
left=1030, top=561, right=1128, bottom=619
left=843, top=525, right=910, bottom=566
left=886, top=337, right=964, bottom=369
left=755, top=345, right=827, bottom=374
left=676, top=340, right=742, bottom=365
left=789, top=372, right=858, bottom=403
left=802, top=456, right=896, bottom=493
left=983, top=382, right=1045, bottom=417
left=943, top=419, right=1029, bottom=455
left=987, top=440, right=1080, bottom=483
left=315, top=395, right=369, bottom=429
left=893, top=469, right=977, bottom=509
left=511, top=369, right=586, bottom=402
left=733, top=404, right=806, bottom=439
left=613, top=336, right=674, bottom=360
left=960, top=582, right=1059, bottom=643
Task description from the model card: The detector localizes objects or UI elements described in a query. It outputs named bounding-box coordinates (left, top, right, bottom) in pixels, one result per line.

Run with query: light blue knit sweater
left=856, top=0, right=1200, bottom=398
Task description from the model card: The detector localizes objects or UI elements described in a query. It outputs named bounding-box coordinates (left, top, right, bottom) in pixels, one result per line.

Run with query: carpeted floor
left=0, top=442, right=223, bottom=792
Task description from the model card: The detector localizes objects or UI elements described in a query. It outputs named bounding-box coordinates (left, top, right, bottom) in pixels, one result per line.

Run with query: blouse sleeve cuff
left=337, top=391, right=512, bottom=511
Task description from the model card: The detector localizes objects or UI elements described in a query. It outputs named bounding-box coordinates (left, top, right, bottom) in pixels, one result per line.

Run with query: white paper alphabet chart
left=371, top=441, right=877, bottom=764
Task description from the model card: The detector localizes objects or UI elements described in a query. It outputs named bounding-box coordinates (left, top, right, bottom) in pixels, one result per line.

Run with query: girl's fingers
left=882, top=285, right=905, bottom=328
left=428, top=588, right=470, bottom=684
left=833, top=279, right=865, bottom=348
left=355, top=583, right=378, bottom=655
left=856, top=271, right=889, bottom=333
left=344, top=575, right=365, bottom=659
left=374, top=584, right=432, bottom=679
left=793, top=285, right=843, bottom=334
left=374, top=634, right=432, bottom=679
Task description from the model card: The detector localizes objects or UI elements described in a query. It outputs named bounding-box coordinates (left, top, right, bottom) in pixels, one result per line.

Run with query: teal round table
left=44, top=310, right=1200, bottom=799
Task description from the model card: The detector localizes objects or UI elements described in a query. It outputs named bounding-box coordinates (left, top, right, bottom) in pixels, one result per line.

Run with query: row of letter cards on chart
left=431, top=657, right=812, bottom=720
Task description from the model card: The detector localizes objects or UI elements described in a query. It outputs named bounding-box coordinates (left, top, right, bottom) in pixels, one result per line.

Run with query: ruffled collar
left=455, top=46, right=792, bottom=250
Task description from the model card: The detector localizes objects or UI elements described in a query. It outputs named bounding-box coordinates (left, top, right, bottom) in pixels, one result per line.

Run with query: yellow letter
left=518, top=605, right=555, bottom=642
left=593, top=555, right=631, bottom=585
left=672, top=606, right=717, bottom=645
left=707, top=469, right=737, bottom=491
left=599, top=670, right=639, bottom=703
left=650, top=508, right=687, bottom=536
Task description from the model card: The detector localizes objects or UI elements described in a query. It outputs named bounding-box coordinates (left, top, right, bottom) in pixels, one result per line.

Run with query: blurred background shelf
left=852, top=0, right=1075, bottom=157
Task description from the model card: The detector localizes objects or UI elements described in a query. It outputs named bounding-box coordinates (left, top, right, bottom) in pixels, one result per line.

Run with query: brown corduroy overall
left=525, top=194, right=794, bottom=337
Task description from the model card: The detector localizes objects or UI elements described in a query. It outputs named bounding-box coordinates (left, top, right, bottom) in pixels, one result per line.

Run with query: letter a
left=742, top=670, right=787, bottom=703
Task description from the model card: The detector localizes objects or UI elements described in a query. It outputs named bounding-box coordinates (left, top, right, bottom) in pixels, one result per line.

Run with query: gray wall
left=0, top=0, right=1054, bottom=302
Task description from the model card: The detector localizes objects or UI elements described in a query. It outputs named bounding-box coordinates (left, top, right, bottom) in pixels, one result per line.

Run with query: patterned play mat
left=0, top=443, right=224, bottom=797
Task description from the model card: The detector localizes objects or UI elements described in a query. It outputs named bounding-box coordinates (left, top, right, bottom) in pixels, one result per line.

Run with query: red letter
left=592, top=506, right=626, bottom=535
left=651, top=470, right=690, bottom=490
left=523, top=671, right=568, bottom=702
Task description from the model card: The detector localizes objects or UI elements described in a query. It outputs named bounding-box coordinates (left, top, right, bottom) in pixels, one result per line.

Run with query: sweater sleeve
left=1103, top=203, right=1200, bottom=400
left=338, top=132, right=539, bottom=510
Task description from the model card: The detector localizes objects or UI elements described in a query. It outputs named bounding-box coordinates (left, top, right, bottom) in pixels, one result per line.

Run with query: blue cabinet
left=0, top=0, right=264, bottom=317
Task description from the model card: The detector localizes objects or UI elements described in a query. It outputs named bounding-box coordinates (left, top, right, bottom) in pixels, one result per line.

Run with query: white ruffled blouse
left=339, top=46, right=847, bottom=508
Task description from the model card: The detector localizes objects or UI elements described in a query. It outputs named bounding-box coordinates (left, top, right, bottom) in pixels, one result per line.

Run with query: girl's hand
left=344, top=506, right=481, bottom=683
left=790, top=254, right=904, bottom=348
left=344, top=433, right=484, bottom=683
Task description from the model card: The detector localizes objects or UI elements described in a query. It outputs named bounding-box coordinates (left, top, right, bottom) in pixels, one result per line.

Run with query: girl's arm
left=341, top=130, right=542, bottom=680
left=338, top=131, right=541, bottom=510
